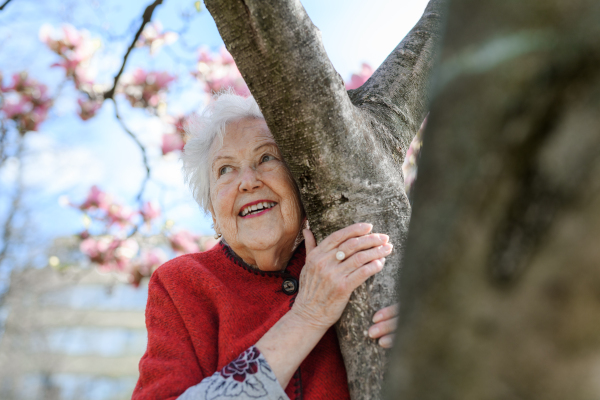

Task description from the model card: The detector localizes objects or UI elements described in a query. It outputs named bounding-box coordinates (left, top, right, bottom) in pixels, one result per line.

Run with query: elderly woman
left=132, top=93, right=397, bottom=400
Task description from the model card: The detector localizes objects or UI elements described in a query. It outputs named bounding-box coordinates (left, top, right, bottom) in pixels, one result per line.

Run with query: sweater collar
left=219, top=240, right=305, bottom=278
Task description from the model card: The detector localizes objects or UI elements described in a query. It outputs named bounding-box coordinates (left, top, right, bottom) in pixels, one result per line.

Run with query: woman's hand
left=369, top=304, right=399, bottom=348
left=291, top=223, right=393, bottom=331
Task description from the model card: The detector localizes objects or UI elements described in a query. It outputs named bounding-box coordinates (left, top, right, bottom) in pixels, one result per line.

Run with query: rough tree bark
left=386, top=0, right=600, bottom=399
left=203, top=0, right=446, bottom=398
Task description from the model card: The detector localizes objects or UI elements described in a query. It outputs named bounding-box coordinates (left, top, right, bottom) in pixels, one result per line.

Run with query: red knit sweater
left=132, top=242, right=350, bottom=400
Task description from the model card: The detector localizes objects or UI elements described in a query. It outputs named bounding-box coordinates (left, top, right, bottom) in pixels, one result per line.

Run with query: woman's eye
left=261, top=154, right=275, bottom=163
left=219, top=166, right=232, bottom=176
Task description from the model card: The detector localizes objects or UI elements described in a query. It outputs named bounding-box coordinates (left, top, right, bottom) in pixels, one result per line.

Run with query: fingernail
left=379, top=234, right=389, bottom=242
left=379, top=336, right=393, bottom=348
left=382, top=244, right=393, bottom=252
left=373, top=313, right=382, bottom=323
left=368, top=327, right=379, bottom=338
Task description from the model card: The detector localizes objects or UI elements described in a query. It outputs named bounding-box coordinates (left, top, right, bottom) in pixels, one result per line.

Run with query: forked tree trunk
left=204, top=0, right=446, bottom=398
left=386, top=0, right=600, bottom=398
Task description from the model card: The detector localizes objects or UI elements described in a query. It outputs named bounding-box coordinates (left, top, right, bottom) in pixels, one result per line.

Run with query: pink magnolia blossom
left=140, top=201, right=161, bottom=223
left=172, top=114, right=188, bottom=135
left=0, top=73, right=52, bottom=132
left=80, top=236, right=139, bottom=271
left=39, top=24, right=100, bottom=89
left=136, top=21, right=178, bottom=55
left=120, top=69, right=176, bottom=109
left=345, top=63, right=374, bottom=90
left=137, top=248, right=167, bottom=275
left=161, top=114, right=189, bottom=155
left=219, top=46, right=235, bottom=65
left=169, top=230, right=200, bottom=254
left=77, top=97, right=103, bottom=121
left=79, top=185, right=111, bottom=211
left=107, top=203, right=134, bottom=227
left=193, top=46, right=250, bottom=97
left=161, top=133, right=185, bottom=155
left=1, top=98, right=31, bottom=119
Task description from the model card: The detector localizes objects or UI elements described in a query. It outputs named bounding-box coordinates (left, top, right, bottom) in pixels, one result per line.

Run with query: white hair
left=181, top=91, right=264, bottom=213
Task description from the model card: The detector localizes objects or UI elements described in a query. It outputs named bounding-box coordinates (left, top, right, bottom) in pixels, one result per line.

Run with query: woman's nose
left=239, top=166, right=263, bottom=192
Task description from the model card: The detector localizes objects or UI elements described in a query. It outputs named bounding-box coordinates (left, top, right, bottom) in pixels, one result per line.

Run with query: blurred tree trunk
left=204, top=0, right=446, bottom=399
left=386, top=0, right=600, bottom=399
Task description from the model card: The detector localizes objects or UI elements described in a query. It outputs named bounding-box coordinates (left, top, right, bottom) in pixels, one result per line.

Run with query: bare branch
left=0, top=139, right=23, bottom=264
left=349, top=0, right=448, bottom=155
left=0, top=118, right=8, bottom=167
left=0, top=0, right=14, bottom=11
left=110, top=98, right=150, bottom=203
left=103, top=0, right=164, bottom=100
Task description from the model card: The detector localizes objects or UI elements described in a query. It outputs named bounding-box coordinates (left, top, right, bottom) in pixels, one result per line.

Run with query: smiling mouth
left=239, top=201, right=277, bottom=217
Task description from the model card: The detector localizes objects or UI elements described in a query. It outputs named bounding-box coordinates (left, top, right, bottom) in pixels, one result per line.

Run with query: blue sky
left=0, top=0, right=429, bottom=271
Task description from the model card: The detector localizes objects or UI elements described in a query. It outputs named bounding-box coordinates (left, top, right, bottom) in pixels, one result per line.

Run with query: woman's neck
left=224, top=227, right=305, bottom=272
left=227, top=240, right=294, bottom=272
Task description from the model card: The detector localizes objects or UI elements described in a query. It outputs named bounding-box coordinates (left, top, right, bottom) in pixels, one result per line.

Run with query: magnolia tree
left=0, top=5, right=422, bottom=286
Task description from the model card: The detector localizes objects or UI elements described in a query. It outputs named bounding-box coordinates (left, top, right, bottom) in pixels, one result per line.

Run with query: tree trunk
left=203, top=0, right=446, bottom=398
left=386, top=0, right=600, bottom=398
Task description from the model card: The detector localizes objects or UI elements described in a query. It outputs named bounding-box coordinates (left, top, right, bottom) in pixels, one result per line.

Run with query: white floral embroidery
left=177, top=346, right=289, bottom=400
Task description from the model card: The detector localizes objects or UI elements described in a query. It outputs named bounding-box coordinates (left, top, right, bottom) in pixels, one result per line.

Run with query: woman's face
left=209, top=117, right=303, bottom=262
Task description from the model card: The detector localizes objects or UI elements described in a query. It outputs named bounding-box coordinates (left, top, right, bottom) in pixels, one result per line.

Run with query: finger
left=346, top=258, right=384, bottom=290
left=378, top=334, right=395, bottom=349
left=373, top=303, right=399, bottom=323
left=340, top=244, right=392, bottom=274
left=320, top=223, right=373, bottom=252
left=368, top=317, right=398, bottom=339
left=303, top=229, right=317, bottom=254
left=337, top=233, right=389, bottom=261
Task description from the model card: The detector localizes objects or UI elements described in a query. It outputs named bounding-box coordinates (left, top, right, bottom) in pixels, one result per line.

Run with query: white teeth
left=240, top=202, right=277, bottom=216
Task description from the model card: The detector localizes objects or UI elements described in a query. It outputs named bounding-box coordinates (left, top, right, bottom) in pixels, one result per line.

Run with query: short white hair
left=181, top=91, right=264, bottom=213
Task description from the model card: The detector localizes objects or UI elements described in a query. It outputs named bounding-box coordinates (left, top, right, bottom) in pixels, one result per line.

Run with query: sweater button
left=282, top=277, right=298, bottom=295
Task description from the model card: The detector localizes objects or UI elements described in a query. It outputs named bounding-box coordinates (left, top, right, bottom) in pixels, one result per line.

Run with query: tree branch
left=0, top=139, right=23, bottom=264
left=103, top=0, right=164, bottom=100
left=204, top=2, right=447, bottom=399
left=0, top=0, right=14, bottom=11
left=349, top=0, right=448, bottom=156
left=205, top=0, right=356, bottom=173
left=110, top=98, right=150, bottom=203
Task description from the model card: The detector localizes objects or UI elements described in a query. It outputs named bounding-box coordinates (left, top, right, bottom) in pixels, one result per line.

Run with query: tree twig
left=104, top=0, right=164, bottom=100
left=0, top=0, right=14, bottom=11
left=110, top=98, right=151, bottom=204
left=0, top=138, right=23, bottom=264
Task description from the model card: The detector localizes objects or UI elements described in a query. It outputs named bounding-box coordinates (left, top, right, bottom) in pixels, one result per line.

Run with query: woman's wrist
left=288, top=304, right=332, bottom=333
left=256, top=307, right=329, bottom=389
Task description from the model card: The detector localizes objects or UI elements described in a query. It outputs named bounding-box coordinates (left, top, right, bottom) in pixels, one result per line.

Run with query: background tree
left=203, top=0, right=445, bottom=398
left=386, top=0, right=600, bottom=399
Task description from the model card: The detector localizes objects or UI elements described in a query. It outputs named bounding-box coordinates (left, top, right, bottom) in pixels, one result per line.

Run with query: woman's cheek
left=212, top=183, right=236, bottom=218
left=278, top=171, right=303, bottom=231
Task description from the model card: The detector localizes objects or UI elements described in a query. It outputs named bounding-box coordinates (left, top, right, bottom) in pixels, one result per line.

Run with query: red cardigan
left=132, top=242, right=350, bottom=400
